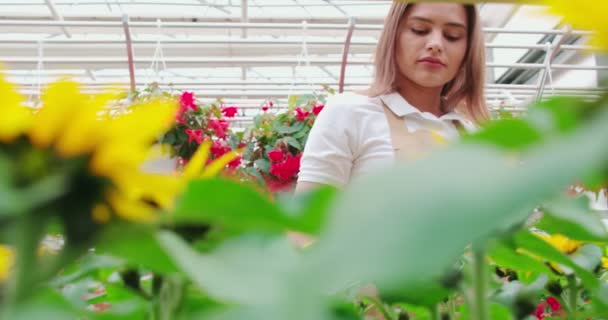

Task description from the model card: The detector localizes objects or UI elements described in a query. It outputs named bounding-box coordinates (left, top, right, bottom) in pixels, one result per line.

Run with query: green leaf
left=527, top=97, right=585, bottom=133
left=254, top=158, right=270, bottom=173
left=50, top=253, right=125, bottom=286
left=297, top=94, right=316, bottom=107
left=305, top=98, right=608, bottom=305
left=157, top=231, right=300, bottom=305
left=95, top=224, right=179, bottom=274
left=288, top=95, right=300, bottom=109
left=513, top=232, right=601, bottom=294
left=275, top=185, right=337, bottom=235
left=569, top=244, right=603, bottom=273
left=463, top=119, right=543, bottom=150
left=488, top=240, right=554, bottom=276
left=492, top=275, right=547, bottom=311
left=537, top=196, right=608, bottom=242
left=8, top=289, right=85, bottom=320
left=170, top=178, right=298, bottom=233
left=282, top=137, right=302, bottom=150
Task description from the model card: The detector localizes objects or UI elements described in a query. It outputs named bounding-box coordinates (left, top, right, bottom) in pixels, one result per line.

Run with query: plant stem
left=449, top=295, right=456, bottom=319
left=472, top=242, right=488, bottom=320
left=567, top=274, right=578, bottom=320
left=2, top=214, right=45, bottom=317
left=430, top=304, right=439, bottom=320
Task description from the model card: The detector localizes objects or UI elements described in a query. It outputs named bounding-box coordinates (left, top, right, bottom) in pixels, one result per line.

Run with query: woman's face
left=396, top=3, right=469, bottom=89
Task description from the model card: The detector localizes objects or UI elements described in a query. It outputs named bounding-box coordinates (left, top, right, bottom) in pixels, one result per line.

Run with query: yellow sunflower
left=535, top=233, right=583, bottom=254
left=544, top=0, right=608, bottom=50
left=0, top=74, right=239, bottom=225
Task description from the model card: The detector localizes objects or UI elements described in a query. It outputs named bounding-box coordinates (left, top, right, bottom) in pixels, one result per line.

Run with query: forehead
left=404, top=3, right=468, bottom=27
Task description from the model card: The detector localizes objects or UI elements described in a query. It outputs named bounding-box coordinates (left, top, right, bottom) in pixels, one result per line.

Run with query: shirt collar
left=379, top=91, right=472, bottom=125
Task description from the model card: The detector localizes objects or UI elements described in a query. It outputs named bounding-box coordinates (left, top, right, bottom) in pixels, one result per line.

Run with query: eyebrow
left=408, top=16, right=467, bottom=30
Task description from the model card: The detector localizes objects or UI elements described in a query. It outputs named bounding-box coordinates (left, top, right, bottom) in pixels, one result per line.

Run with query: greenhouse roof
left=0, top=0, right=604, bottom=122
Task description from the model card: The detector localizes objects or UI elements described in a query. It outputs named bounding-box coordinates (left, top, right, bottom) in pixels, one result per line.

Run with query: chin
left=412, top=77, right=449, bottom=89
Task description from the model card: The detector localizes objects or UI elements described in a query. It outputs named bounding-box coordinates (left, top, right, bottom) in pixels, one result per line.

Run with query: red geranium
left=180, top=91, right=197, bottom=110
left=268, top=150, right=284, bottom=163
left=208, top=118, right=230, bottom=139
left=210, top=140, right=241, bottom=169
left=269, top=154, right=301, bottom=181
left=546, top=297, right=561, bottom=311
left=185, top=129, right=203, bottom=144
left=295, top=107, right=310, bottom=122
left=312, top=104, right=324, bottom=115
left=222, top=106, right=238, bottom=118
left=533, top=302, right=546, bottom=320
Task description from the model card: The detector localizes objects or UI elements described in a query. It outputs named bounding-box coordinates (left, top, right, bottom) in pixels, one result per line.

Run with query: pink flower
left=312, top=104, right=324, bottom=115
left=180, top=91, right=197, bottom=110
left=185, top=129, right=203, bottom=144
left=546, top=297, right=561, bottom=311
left=269, top=101, right=274, bottom=107
left=208, top=118, right=229, bottom=139
left=222, top=106, right=238, bottom=118
left=295, top=107, right=310, bottom=122
left=267, top=150, right=284, bottom=163
left=262, top=105, right=269, bottom=112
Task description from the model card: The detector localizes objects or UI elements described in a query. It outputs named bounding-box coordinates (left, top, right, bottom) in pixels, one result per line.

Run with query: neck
left=396, top=78, right=444, bottom=117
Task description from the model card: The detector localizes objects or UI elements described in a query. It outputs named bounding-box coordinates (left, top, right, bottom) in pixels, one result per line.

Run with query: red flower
left=208, top=118, right=229, bottom=139
left=295, top=107, right=310, bottom=122
left=185, top=129, right=203, bottom=144
left=533, top=302, right=546, bottom=320
left=222, top=106, right=238, bottom=118
left=269, top=154, right=301, bottom=181
left=180, top=91, right=197, bottom=110
left=269, top=101, right=274, bottom=107
left=228, top=156, right=242, bottom=169
left=546, top=297, right=561, bottom=311
left=268, top=150, right=284, bottom=163
left=262, top=105, right=269, bottom=112
left=312, top=104, right=324, bottom=115
left=210, top=140, right=241, bottom=168
left=211, top=140, right=230, bottom=158
left=265, top=177, right=296, bottom=193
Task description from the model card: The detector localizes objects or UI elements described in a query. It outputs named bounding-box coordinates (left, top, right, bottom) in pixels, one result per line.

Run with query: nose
left=426, top=30, right=444, bottom=53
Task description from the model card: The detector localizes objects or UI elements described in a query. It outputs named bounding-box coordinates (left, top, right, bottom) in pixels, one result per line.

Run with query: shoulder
left=323, top=92, right=384, bottom=117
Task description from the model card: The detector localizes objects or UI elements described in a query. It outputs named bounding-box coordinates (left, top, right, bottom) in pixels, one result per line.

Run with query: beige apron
left=381, top=101, right=462, bottom=161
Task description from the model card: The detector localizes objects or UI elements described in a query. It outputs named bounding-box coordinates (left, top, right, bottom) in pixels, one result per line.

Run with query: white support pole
left=43, top=0, right=71, bottom=38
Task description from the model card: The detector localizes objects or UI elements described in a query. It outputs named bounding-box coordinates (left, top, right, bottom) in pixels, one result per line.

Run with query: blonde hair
left=367, top=2, right=490, bottom=123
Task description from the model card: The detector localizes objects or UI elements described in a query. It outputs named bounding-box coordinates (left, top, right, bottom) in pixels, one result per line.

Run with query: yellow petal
left=103, top=99, right=178, bottom=145
left=90, top=143, right=149, bottom=178
left=0, top=74, right=32, bottom=142
left=544, top=0, right=608, bottom=51
left=602, top=257, right=608, bottom=269
left=113, top=172, right=183, bottom=210
left=55, top=91, right=121, bottom=157
left=0, top=244, right=14, bottom=282
left=29, top=80, right=84, bottom=148
left=106, top=189, right=158, bottom=223
left=200, top=148, right=242, bottom=179
left=183, top=140, right=212, bottom=179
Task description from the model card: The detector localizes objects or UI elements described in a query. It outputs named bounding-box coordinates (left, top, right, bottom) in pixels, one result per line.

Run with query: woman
left=296, top=2, right=490, bottom=193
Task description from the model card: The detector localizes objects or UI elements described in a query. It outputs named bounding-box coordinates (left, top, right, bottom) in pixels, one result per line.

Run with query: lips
left=417, top=57, right=446, bottom=67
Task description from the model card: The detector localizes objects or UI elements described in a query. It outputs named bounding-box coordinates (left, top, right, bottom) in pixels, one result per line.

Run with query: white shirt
left=297, top=91, right=476, bottom=188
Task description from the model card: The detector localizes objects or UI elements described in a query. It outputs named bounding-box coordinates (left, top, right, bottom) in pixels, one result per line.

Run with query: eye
left=411, top=28, right=429, bottom=36
left=444, top=33, right=463, bottom=42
